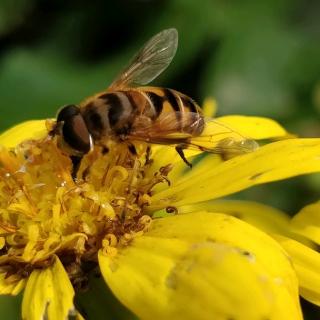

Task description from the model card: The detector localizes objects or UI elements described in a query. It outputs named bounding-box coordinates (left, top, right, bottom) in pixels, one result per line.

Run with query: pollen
left=0, top=138, right=170, bottom=289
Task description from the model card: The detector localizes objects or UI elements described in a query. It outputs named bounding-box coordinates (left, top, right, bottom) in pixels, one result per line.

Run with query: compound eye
left=57, top=105, right=93, bottom=154
left=57, top=104, right=80, bottom=122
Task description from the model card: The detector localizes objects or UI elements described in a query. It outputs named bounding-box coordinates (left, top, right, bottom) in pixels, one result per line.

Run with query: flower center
left=0, top=138, right=171, bottom=289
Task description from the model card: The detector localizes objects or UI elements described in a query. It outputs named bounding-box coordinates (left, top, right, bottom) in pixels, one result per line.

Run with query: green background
left=0, top=0, right=319, bottom=318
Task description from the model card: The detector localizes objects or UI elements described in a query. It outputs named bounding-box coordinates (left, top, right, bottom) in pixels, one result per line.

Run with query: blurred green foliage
left=75, top=275, right=137, bottom=320
left=0, top=0, right=319, bottom=319
left=1, top=0, right=319, bottom=211
left=1, top=0, right=319, bottom=131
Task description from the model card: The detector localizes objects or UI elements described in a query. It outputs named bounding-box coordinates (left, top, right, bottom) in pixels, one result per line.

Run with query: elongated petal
left=275, top=235, right=320, bottom=306
left=176, top=199, right=291, bottom=235
left=22, top=257, right=75, bottom=320
left=291, top=201, right=320, bottom=244
left=0, top=120, right=47, bottom=148
left=216, top=115, right=287, bottom=139
left=174, top=200, right=315, bottom=249
left=99, top=212, right=302, bottom=320
left=149, top=139, right=320, bottom=210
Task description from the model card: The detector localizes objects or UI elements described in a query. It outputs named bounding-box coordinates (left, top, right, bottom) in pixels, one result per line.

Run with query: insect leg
left=71, top=155, right=83, bottom=180
left=127, top=143, right=137, bottom=156
left=175, top=144, right=192, bottom=168
left=145, top=145, right=152, bottom=165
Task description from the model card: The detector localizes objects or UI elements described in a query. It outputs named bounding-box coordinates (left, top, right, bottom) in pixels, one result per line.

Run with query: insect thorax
left=81, top=91, right=138, bottom=140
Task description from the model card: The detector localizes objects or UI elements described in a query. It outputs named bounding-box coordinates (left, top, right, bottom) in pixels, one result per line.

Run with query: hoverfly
left=52, top=28, right=257, bottom=167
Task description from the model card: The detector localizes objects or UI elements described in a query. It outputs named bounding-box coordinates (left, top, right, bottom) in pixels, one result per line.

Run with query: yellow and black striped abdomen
left=137, top=87, right=205, bottom=135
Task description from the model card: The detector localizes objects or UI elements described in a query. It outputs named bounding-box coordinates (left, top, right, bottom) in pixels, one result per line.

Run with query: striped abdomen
left=80, top=87, right=204, bottom=140
left=140, top=87, right=204, bottom=135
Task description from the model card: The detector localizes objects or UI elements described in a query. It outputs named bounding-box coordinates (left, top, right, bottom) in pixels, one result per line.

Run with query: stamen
left=0, top=139, right=173, bottom=288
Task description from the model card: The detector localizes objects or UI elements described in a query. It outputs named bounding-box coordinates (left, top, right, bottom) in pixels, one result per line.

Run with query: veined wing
left=128, top=112, right=259, bottom=155
left=109, top=28, right=178, bottom=89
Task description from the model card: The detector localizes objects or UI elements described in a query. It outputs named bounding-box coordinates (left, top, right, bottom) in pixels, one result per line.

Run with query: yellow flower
left=0, top=103, right=319, bottom=320
left=284, top=200, right=320, bottom=306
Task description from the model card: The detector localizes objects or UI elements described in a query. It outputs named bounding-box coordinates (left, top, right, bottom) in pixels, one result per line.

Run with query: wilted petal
left=99, top=212, right=302, bottom=320
left=21, top=257, right=75, bottom=320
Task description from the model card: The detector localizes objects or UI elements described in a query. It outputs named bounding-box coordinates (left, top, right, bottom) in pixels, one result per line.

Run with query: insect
left=52, top=28, right=257, bottom=167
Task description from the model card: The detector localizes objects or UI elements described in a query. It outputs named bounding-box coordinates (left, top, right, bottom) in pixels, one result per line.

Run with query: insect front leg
left=70, top=155, right=83, bottom=180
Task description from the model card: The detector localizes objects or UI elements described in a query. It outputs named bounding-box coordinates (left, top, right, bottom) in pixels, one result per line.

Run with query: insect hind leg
left=175, top=144, right=192, bottom=168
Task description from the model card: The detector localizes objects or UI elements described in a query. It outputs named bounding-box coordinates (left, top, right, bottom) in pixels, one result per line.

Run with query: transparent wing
left=128, top=112, right=259, bottom=155
left=186, top=120, right=259, bottom=155
left=109, top=28, right=178, bottom=89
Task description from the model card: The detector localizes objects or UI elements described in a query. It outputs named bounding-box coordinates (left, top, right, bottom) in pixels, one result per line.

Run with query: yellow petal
left=275, top=235, right=320, bottom=306
left=174, top=200, right=314, bottom=249
left=0, top=273, right=25, bottom=295
left=149, top=139, right=320, bottom=210
left=291, top=201, right=320, bottom=244
left=202, top=97, right=217, bottom=117
left=0, top=120, right=48, bottom=148
left=99, top=212, right=302, bottom=320
left=177, top=199, right=291, bottom=236
left=216, top=115, right=288, bottom=139
left=22, top=256, right=75, bottom=320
